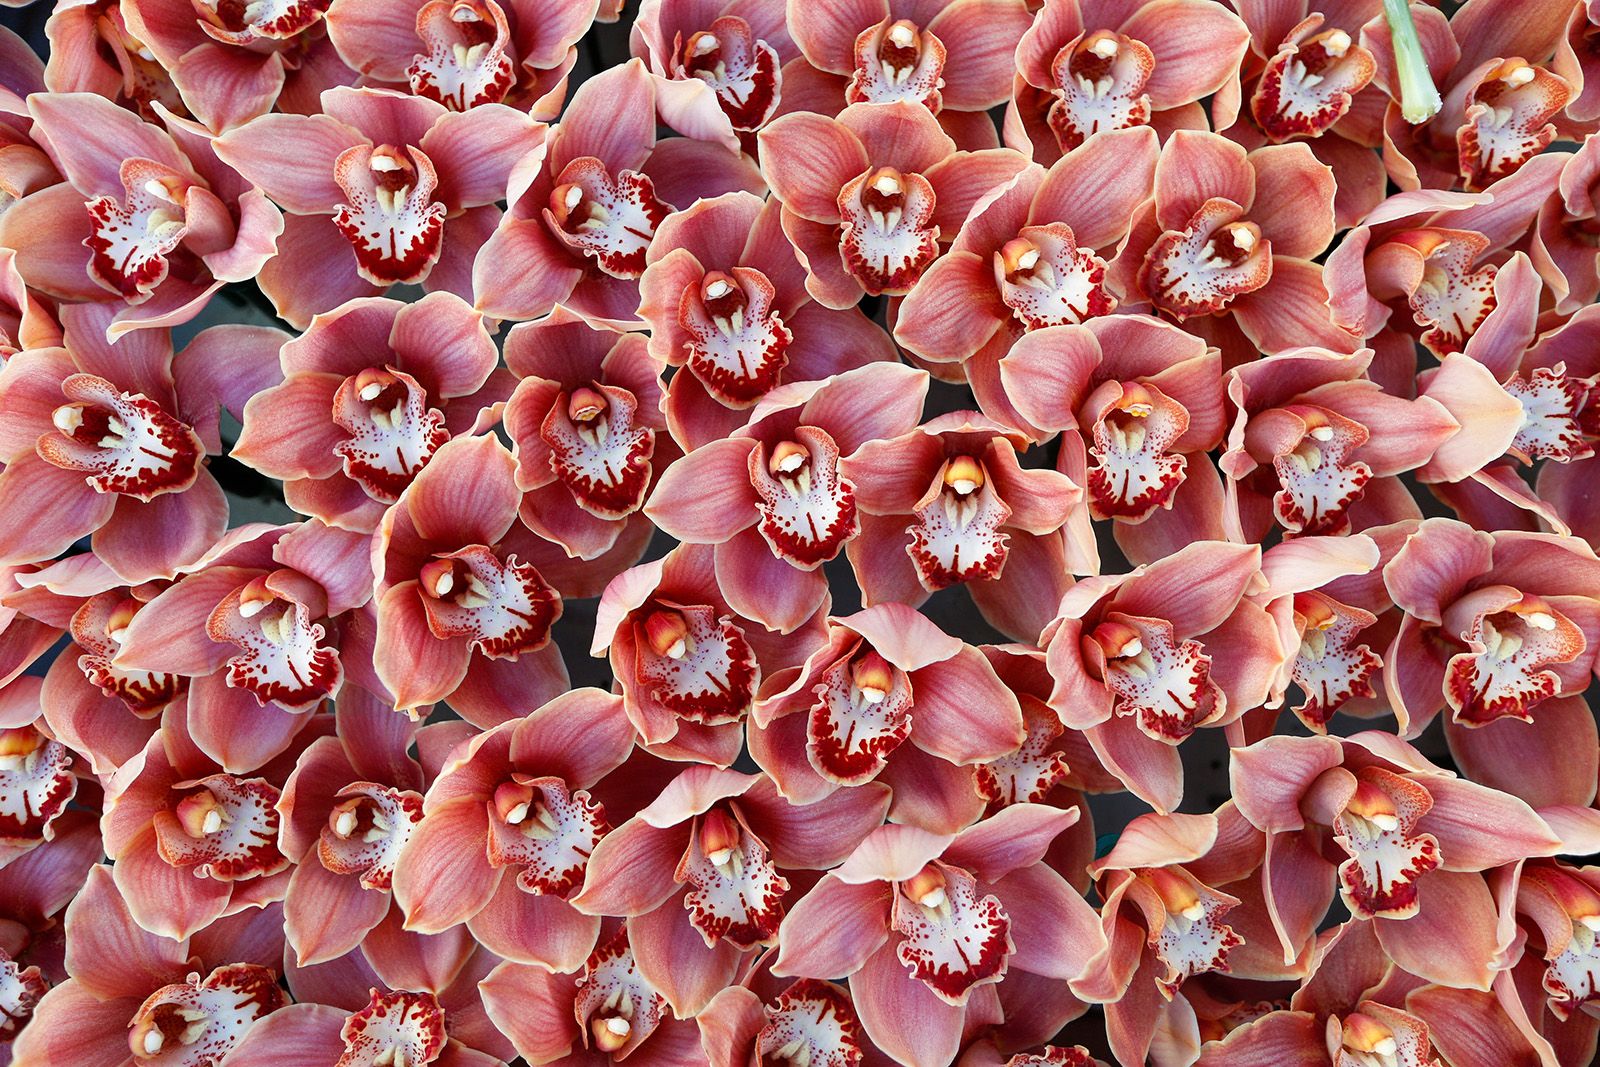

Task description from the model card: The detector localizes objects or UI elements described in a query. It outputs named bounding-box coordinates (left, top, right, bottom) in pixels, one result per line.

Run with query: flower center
left=417, top=546, right=561, bottom=659
left=837, top=166, right=940, bottom=296
left=409, top=0, right=515, bottom=110
left=995, top=224, right=1115, bottom=330
left=848, top=18, right=947, bottom=109
left=1046, top=30, right=1155, bottom=151
left=332, top=144, right=448, bottom=285
left=545, top=158, right=671, bottom=279
left=677, top=268, right=793, bottom=406
left=42, top=375, right=203, bottom=500
left=1252, top=23, right=1375, bottom=142
left=677, top=16, right=781, bottom=130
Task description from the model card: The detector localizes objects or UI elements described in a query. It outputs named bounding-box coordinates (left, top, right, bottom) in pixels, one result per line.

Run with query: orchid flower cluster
left=5, top=0, right=1600, bottom=1064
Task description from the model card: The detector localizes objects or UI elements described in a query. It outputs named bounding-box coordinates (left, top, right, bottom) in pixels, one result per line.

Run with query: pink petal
left=714, top=530, right=829, bottom=634
left=478, top=961, right=581, bottom=1064
left=1372, top=869, right=1499, bottom=990
left=946, top=804, right=1078, bottom=883
left=549, top=59, right=656, bottom=174
left=773, top=874, right=893, bottom=979
left=467, top=879, right=600, bottom=972
left=1154, top=130, right=1253, bottom=233
left=926, top=0, right=1037, bottom=109
left=391, top=796, right=504, bottom=932
left=907, top=645, right=1024, bottom=764
left=213, top=113, right=364, bottom=214
left=852, top=941, right=967, bottom=1067
left=758, top=112, right=868, bottom=222
left=284, top=859, right=391, bottom=967
left=630, top=894, right=746, bottom=1017
left=644, top=438, right=759, bottom=542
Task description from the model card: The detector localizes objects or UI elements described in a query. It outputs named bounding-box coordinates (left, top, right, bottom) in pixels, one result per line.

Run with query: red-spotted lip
left=674, top=15, right=782, bottom=130
left=1444, top=599, right=1585, bottom=726
left=1047, top=31, right=1154, bottom=152
left=574, top=924, right=668, bottom=1059
left=37, top=374, right=203, bottom=501
left=332, top=144, right=448, bottom=287
left=545, top=157, right=671, bottom=279
left=151, top=774, right=288, bottom=881
left=996, top=223, right=1116, bottom=332
left=0, top=951, right=45, bottom=1040
left=1290, top=591, right=1380, bottom=731
left=197, top=0, right=331, bottom=44
left=1250, top=21, right=1375, bottom=142
left=632, top=601, right=759, bottom=726
left=207, top=585, right=342, bottom=712
left=541, top=382, right=655, bottom=519
left=409, top=0, right=516, bottom=111
left=72, top=593, right=185, bottom=716
left=890, top=861, right=1013, bottom=1005
left=756, top=980, right=865, bottom=1067
left=1139, top=868, right=1244, bottom=995
left=847, top=18, right=947, bottom=111
left=1268, top=405, right=1373, bottom=538
left=332, top=366, right=451, bottom=504
left=1094, top=612, right=1221, bottom=742
left=1505, top=365, right=1596, bottom=464
left=1084, top=381, right=1190, bottom=522
left=676, top=808, right=788, bottom=949
left=82, top=157, right=189, bottom=303
left=1005, top=1049, right=1100, bottom=1067
left=837, top=168, right=941, bottom=296
left=337, top=989, right=447, bottom=1067
left=0, top=731, right=76, bottom=849
left=417, top=546, right=562, bottom=660
left=806, top=647, right=913, bottom=785
left=127, top=964, right=285, bottom=1067
left=1393, top=228, right=1496, bottom=358
left=486, top=775, right=608, bottom=896
left=907, top=457, right=1012, bottom=590
left=1332, top=769, right=1440, bottom=920
left=748, top=427, right=859, bottom=569
left=975, top=696, right=1070, bottom=806
left=318, top=784, right=424, bottom=891
left=1138, top=198, right=1271, bottom=319
left=1456, top=59, right=1569, bottom=191
left=677, top=267, right=793, bottom=407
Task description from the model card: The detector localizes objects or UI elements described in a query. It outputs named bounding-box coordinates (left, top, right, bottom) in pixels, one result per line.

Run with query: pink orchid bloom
left=1194, top=1001, right=1450, bottom=1067
left=591, top=541, right=826, bottom=768
left=502, top=308, right=668, bottom=566
left=1007, top=0, right=1250, bottom=162
left=472, top=59, right=764, bottom=326
left=39, top=3, right=190, bottom=122
left=0, top=563, right=69, bottom=696
left=1074, top=810, right=1276, bottom=1067
left=1364, top=0, right=1573, bottom=191
left=748, top=603, right=1024, bottom=834
left=11, top=865, right=288, bottom=1067
left=646, top=363, right=929, bottom=635
left=0, top=805, right=103, bottom=1060
left=894, top=127, right=1160, bottom=381
left=274, top=687, right=430, bottom=969
left=1216, top=1, right=1390, bottom=230
left=214, top=86, right=546, bottom=327
left=232, top=292, right=504, bottom=533
left=0, top=92, right=283, bottom=338
left=0, top=251, right=60, bottom=362
left=1382, top=519, right=1600, bottom=733
left=390, top=688, right=643, bottom=973
left=0, top=678, right=78, bottom=869
left=770, top=809, right=1101, bottom=1067
left=1510, top=859, right=1600, bottom=1033
left=105, top=521, right=372, bottom=772
left=1113, top=130, right=1354, bottom=363
left=220, top=989, right=505, bottom=1067
left=757, top=102, right=1031, bottom=307
left=1040, top=540, right=1282, bottom=812
left=371, top=433, right=570, bottom=724
left=1250, top=533, right=1390, bottom=736
left=480, top=919, right=709, bottom=1067
left=638, top=191, right=898, bottom=450
left=118, top=0, right=358, bottom=132
left=326, top=0, right=598, bottom=119
left=1325, top=162, right=1558, bottom=375
left=997, top=315, right=1227, bottom=570
left=571, top=766, right=891, bottom=1018
left=101, top=716, right=306, bottom=940
left=782, top=0, right=1033, bottom=150
left=1219, top=347, right=1458, bottom=541
left=0, top=303, right=288, bottom=583
left=1532, top=138, right=1600, bottom=314
left=1231, top=731, right=1564, bottom=990
left=841, top=412, right=1082, bottom=643
left=632, top=0, right=798, bottom=148
left=699, top=970, right=898, bottom=1067
left=961, top=1044, right=1109, bottom=1067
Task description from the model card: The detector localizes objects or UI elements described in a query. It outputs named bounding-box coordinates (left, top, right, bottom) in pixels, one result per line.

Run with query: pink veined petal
left=945, top=804, right=1078, bottom=884
left=851, top=941, right=967, bottom=1067
left=1153, top=131, right=1255, bottom=233
left=757, top=113, right=869, bottom=223
left=63, top=865, right=190, bottom=1000
left=466, top=880, right=600, bottom=972
left=906, top=645, right=1024, bottom=764
left=214, top=113, right=366, bottom=215
left=1406, top=984, right=1546, bottom=1067
left=987, top=863, right=1104, bottom=981
left=645, top=438, right=760, bottom=542
left=630, top=895, right=746, bottom=1017
left=1415, top=776, right=1562, bottom=871
left=372, top=582, right=473, bottom=712
left=477, top=960, right=581, bottom=1064
left=283, top=857, right=392, bottom=967
left=713, top=529, right=830, bottom=635
left=1121, top=0, right=1251, bottom=109
left=925, top=0, right=1038, bottom=110
left=1372, top=869, right=1500, bottom=991
left=788, top=0, right=892, bottom=73
left=391, top=796, right=504, bottom=933
left=570, top=817, right=690, bottom=917
left=1192, top=1010, right=1327, bottom=1067
left=773, top=874, right=893, bottom=979
left=1092, top=811, right=1217, bottom=874
left=549, top=59, right=657, bottom=175
left=1445, top=695, right=1598, bottom=809
left=836, top=823, right=954, bottom=885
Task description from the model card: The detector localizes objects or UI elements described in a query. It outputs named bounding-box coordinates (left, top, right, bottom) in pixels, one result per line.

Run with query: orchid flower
left=472, top=58, right=764, bottom=326
left=326, top=0, right=600, bottom=119
left=232, top=292, right=504, bottom=533
left=638, top=191, right=898, bottom=449
left=0, top=92, right=283, bottom=337
left=571, top=766, right=892, bottom=1017
left=699, top=969, right=897, bottom=1067
left=772, top=810, right=1102, bottom=1067
left=0, top=302, right=286, bottom=583
left=1008, top=0, right=1251, bottom=162
left=0, top=677, right=78, bottom=869
left=647, top=363, right=929, bottom=634
left=215, top=85, right=547, bottom=326
left=748, top=603, right=1024, bottom=834
left=219, top=989, right=505, bottom=1067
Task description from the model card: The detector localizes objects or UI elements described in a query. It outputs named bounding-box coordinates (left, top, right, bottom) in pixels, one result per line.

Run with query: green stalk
left=1383, top=0, right=1442, bottom=123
